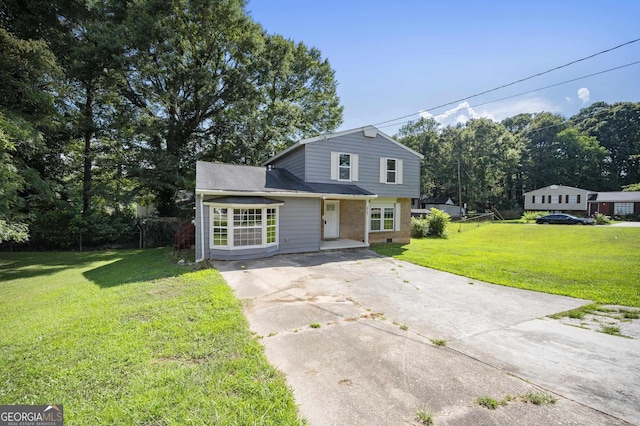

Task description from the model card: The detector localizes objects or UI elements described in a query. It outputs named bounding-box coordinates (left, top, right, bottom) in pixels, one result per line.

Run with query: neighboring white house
left=524, top=185, right=595, bottom=213
left=411, top=196, right=460, bottom=217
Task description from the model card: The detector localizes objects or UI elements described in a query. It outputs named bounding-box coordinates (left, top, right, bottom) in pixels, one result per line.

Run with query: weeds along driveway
left=215, top=250, right=639, bottom=425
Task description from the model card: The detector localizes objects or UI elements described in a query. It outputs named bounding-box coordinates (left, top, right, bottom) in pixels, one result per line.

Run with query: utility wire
left=377, top=59, right=640, bottom=130
left=374, top=37, right=640, bottom=127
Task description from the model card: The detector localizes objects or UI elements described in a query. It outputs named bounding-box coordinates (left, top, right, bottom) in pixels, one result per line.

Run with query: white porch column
left=364, top=200, right=370, bottom=245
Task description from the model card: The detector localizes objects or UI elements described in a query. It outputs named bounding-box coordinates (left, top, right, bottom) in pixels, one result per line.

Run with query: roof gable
left=264, top=125, right=423, bottom=165
left=524, top=185, right=594, bottom=195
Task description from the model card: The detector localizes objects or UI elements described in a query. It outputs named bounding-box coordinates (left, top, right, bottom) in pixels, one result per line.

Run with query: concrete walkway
left=216, top=250, right=639, bottom=425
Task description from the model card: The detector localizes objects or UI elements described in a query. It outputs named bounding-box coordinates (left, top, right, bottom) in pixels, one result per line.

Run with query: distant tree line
left=0, top=0, right=342, bottom=248
left=395, top=102, right=640, bottom=211
left=2, top=1, right=638, bottom=249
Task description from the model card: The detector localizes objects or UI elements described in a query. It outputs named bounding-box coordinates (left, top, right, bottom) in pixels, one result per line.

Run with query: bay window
left=208, top=203, right=280, bottom=249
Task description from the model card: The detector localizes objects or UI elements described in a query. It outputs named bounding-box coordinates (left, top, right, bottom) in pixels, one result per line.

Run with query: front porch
left=320, top=238, right=369, bottom=251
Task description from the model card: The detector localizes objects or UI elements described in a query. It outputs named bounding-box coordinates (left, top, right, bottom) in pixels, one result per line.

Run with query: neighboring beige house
left=524, top=185, right=595, bottom=213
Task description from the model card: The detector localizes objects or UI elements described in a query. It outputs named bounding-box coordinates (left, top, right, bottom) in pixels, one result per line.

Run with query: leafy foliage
left=476, top=396, right=500, bottom=409
left=594, top=213, right=611, bottom=225
left=1, top=0, right=342, bottom=246
left=396, top=104, right=640, bottom=212
left=120, top=0, right=342, bottom=214
left=411, top=216, right=429, bottom=238
left=522, top=211, right=549, bottom=222
left=411, top=208, right=451, bottom=238
left=426, top=208, right=451, bottom=237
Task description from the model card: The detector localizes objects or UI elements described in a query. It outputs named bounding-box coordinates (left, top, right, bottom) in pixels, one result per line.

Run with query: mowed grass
left=373, top=223, right=640, bottom=307
left=0, top=249, right=304, bottom=425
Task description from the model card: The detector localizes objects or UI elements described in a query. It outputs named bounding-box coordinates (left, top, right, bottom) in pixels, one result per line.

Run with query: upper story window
left=386, top=159, right=397, bottom=183
left=339, top=153, right=351, bottom=180
left=331, top=152, right=358, bottom=182
left=379, top=158, right=403, bottom=184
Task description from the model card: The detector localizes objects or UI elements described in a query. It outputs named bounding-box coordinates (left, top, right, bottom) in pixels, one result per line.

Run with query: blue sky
left=247, top=0, right=640, bottom=135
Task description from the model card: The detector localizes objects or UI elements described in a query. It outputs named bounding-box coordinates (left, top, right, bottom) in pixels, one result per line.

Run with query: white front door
left=323, top=200, right=340, bottom=239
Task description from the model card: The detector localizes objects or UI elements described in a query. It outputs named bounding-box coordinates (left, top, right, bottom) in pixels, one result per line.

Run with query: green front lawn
left=373, top=223, right=640, bottom=307
left=0, top=250, right=303, bottom=425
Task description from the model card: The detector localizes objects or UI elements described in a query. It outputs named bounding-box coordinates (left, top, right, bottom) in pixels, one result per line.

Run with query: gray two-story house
left=194, top=125, right=423, bottom=261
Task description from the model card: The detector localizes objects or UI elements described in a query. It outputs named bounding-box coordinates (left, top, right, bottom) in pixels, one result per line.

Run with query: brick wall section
left=368, top=198, right=411, bottom=244
left=339, top=200, right=366, bottom=241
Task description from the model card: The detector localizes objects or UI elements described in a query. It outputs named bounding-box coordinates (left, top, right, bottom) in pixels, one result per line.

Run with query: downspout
left=196, top=193, right=205, bottom=262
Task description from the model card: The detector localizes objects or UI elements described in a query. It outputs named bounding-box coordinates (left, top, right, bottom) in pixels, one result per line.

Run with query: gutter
left=196, top=193, right=205, bottom=263
left=195, top=189, right=377, bottom=201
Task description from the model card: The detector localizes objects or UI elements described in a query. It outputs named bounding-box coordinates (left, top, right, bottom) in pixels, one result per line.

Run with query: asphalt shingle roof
left=589, top=191, right=640, bottom=203
left=196, top=161, right=374, bottom=196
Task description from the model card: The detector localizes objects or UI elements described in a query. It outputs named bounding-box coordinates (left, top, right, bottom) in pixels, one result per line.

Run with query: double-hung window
left=386, top=159, right=397, bottom=183
left=339, top=153, right=351, bottom=180
left=370, top=204, right=399, bottom=232
left=379, top=158, right=403, bottom=184
left=211, top=208, right=228, bottom=246
left=331, top=152, right=358, bottom=181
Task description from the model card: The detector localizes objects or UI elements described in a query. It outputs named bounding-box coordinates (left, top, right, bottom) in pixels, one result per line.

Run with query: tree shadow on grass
left=369, top=243, right=408, bottom=258
left=83, top=248, right=187, bottom=288
left=0, top=251, right=126, bottom=283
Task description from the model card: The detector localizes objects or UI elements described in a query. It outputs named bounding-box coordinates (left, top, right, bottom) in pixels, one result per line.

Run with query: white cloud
left=565, top=97, right=573, bottom=103
left=577, top=88, right=590, bottom=103
left=419, top=97, right=559, bottom=126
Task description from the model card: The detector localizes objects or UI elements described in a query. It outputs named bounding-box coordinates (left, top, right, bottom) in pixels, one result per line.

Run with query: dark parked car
left=535, top=213, right=595, bottom=225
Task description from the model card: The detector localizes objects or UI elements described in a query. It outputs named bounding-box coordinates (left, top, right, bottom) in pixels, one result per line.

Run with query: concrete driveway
left=216, top=250, right=639, bottom=425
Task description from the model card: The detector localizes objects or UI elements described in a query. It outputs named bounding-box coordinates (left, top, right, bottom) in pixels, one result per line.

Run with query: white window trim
left=370, top=202, right=401, bottom=232
left=210, top=207, right=229, bottom=248
left=379, top=157, right=403, bottom=184
left=206, top=203, right=281, bottom=250
left=331, top=152, right=358, bottom=182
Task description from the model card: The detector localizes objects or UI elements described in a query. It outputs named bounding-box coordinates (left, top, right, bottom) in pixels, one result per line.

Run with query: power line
left=378, top=59, right=640, bottom=130
left=374, top=37, right=640, bottom=127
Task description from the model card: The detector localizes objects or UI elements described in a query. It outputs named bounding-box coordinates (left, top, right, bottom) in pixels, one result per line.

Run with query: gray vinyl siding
left=195, top=195, right=209, bottom=260
left=304, top=133, right=420, bottom=198
left=209, top=245, right=278, bottom=261
left=269, top=147, right=305, bottom=180
left=196, top=195, right=320, bottom=260
left=278, top=197, right=321, bottom=254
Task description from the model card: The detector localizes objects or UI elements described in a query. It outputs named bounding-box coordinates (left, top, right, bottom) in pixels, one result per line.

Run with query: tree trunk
left=82, top=85, right=94, bottom=215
